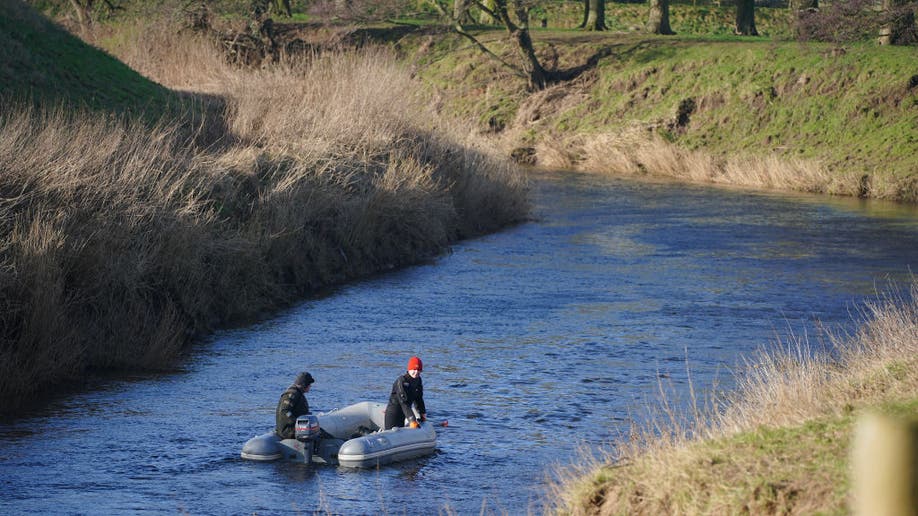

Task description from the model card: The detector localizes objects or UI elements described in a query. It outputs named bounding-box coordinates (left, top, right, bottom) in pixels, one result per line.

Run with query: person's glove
left=420, top=414, right=427, bottom=422
left=409, top=420, right=420, bottom=429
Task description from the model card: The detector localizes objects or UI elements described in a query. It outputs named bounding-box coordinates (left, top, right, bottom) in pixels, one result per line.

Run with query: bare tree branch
left=452, top=22, right=526, bottom=78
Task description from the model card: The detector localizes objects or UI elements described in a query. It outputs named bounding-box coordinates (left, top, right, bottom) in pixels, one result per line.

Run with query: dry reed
left=538, top=129, right=863, bottom=197
left=549, top=278, right=918, bottom=515
left=0, top=20, right=528, bottom=409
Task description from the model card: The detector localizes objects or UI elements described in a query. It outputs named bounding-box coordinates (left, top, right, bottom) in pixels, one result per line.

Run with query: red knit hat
left=407, top=356, right=423, bottom=372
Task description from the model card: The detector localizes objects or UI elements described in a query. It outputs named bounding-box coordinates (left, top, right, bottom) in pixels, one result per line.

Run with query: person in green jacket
left=275, top=371, right=314, bottom=439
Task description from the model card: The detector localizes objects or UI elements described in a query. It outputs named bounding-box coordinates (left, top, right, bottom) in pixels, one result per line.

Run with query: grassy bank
left=409, top=23, right=918, bottom=201
left=1, top=0, right=175, bottom=116
left=551, top=279, right=918, bottom=514
left=0, top=1, right=529, bottom=411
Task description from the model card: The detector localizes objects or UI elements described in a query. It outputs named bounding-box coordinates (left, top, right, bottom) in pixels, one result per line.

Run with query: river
left=1, top=171, right=916, bottom=514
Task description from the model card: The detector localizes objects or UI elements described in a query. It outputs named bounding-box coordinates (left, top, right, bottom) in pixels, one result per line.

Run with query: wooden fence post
left=851, top=412, right=918, bottom=516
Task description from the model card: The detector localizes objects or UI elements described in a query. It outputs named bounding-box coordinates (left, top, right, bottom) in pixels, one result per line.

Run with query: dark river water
left=2, top=171, right=917, bottom=514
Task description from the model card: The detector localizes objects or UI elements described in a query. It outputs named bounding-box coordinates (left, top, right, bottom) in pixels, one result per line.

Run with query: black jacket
left=275, top=385, right=309, bottom=439
left=386, top=373, right=425, bottom=421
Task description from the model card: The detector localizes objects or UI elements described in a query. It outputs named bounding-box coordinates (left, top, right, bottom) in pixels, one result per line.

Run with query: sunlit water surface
left=2, top=171, right=917, bottom=514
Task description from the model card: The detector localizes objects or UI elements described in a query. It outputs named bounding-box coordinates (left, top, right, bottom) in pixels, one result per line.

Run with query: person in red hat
left=384, top=356, right=427, bottom=430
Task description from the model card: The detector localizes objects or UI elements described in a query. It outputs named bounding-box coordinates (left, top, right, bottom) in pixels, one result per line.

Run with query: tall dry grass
left=536, top=129, right=862, bottom=197
left=0, top=108, right=214, bottom=401
left=0, top=22, right=528, bottom=410
left=550, top=278, right=918, bottom=514
left=716, top=280, right=918, bottom=433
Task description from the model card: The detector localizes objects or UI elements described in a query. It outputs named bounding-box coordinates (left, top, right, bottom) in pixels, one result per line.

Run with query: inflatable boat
left=240, top=401, right=437, bottom=468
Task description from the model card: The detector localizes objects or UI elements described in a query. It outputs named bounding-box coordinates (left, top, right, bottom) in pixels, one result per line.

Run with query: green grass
left=695, top=416, right=853, bottom=513
left=568, top=399, right=916, bottom=515
left=1, top=0, right=179, bottom=118
left=658, top=397, right=917, bottom=515
left=410, top=29, right=918, bottom=199
left=15, top=0, right=911, bottom=194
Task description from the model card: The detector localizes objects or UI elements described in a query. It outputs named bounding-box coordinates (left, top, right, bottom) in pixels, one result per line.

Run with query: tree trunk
left=578, top=0, right=588, bottom=28
left=879, top=0, right=916, bottom=45
left=502, top=1, right=547, bottom=89
left=583, top=0, right=606, bottom=31
left=68, top=0, right=93, bottom=36
left=647, top=0, right=675, bottom=35
left=514, top=29, right=547, bottom=89
left=447, top=0, right=550, bottom=90
left=735, top=0, right=758, bottom=36
left=478, top=0, right=497, bottom=24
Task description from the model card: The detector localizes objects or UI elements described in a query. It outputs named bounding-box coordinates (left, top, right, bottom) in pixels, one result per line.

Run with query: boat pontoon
left=240, top=401, right=436, bottom=468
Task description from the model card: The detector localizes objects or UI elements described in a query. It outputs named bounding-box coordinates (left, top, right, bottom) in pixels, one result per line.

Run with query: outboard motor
left=294, top=415, right=320, bottom=464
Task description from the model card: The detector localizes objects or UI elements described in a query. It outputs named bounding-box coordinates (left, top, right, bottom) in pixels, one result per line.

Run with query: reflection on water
left=1, top=171, right=916, bottom=514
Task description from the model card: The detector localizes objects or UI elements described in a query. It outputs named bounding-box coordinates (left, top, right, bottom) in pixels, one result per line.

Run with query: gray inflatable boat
left=240, top=401, right=437, bottom=468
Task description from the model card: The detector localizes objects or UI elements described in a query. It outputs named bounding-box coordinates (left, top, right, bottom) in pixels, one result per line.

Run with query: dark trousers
left=384, top=404, right=407, bottom=430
